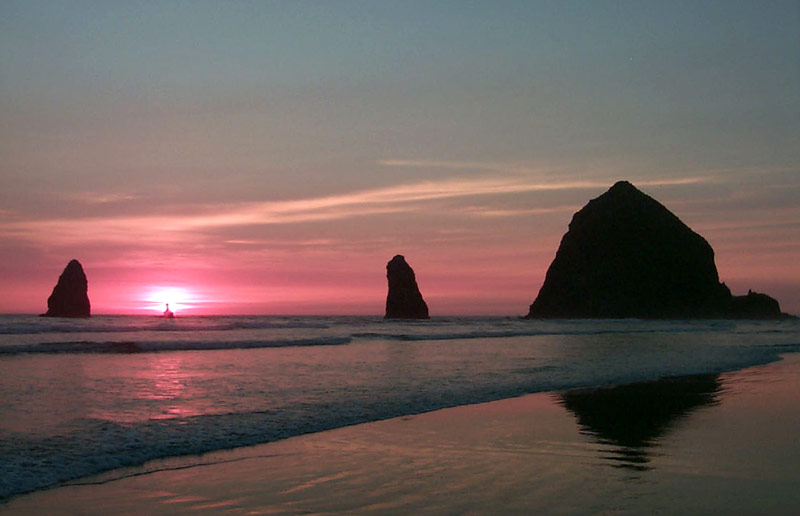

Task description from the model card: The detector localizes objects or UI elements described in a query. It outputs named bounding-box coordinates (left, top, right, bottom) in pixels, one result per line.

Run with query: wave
left=0, top=328, right=748, bottom=356
left=0, top=336, right=352, bottom=355
left=352, top=326, right=709, bottom=342
left=3, top=315, right=796, bottom=339
left=0, top=317, right=331, bottom=335
left=3, top=317, right=798, bottom=355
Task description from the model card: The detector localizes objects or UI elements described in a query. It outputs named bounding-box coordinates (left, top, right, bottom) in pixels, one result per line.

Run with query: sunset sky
left=1, top=1, right=798, bottom=315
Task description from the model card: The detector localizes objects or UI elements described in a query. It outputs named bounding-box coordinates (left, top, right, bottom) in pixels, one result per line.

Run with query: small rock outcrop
left=42, top=259, right=91, bottom=318
left=385, top=255, right=430, bottom=319
left=730, top=290, right=784, bottom=319
left=526, top=181, right=791, bottom=319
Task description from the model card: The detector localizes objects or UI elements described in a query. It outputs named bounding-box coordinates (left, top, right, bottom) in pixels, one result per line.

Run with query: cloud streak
left=0, top=174, right=711, bottom=246
left=377, top=159, right=517, bottom=172
left=64, top=192, right=141, bottom=204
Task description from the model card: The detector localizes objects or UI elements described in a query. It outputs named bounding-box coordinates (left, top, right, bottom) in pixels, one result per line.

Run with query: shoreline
left=3, top=317, right=798, bottom=504
left=3, top=353, right=800, bottom=515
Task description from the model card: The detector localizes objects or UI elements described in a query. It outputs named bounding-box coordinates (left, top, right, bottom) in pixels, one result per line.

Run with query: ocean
left=1, top=314, right=799, bottom=501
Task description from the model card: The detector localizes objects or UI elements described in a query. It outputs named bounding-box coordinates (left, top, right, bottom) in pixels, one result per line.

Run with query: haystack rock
left=385, top=255, right=430, bottom=319
left=42, top=259, right=91, bottom=318
left=526, top=181, right=791, bottom=319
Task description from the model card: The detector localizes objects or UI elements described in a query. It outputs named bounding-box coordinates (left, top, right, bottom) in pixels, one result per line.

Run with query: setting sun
left=143, top=287, right=195, bottom=314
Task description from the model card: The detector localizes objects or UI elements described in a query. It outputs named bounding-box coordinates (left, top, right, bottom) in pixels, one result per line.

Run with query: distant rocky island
left=41, top=259, right=91, bottom=318
left=385, top=255, right=430, bottom=319
left=526, top=181, right=792, bottom=319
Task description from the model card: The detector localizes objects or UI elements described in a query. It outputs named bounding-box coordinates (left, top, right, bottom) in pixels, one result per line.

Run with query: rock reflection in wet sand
left=556, top=374, right=722, bottom=471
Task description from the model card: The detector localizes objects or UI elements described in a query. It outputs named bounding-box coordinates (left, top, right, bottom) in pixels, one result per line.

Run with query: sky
left=1, top=0, right=799, bottom=315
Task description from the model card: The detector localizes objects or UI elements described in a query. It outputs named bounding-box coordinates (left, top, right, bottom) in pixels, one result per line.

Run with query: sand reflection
left=556, top=374, right=722, bottom=471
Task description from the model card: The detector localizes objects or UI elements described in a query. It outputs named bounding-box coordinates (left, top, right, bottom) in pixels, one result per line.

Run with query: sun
left=143, top=287, right=194, bottom=314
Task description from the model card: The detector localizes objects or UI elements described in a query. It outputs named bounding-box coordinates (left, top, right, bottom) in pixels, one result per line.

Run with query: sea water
left=1, top=314, right=799, bottom=501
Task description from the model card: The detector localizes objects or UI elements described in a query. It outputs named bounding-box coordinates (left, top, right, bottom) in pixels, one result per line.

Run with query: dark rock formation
left=526, top=181, right=792, bottom=319
left=41, top=259, right=91, bottom=318
left=730, top=290, right=784, bottom=319
left=385, top=255, right=429, bottom=319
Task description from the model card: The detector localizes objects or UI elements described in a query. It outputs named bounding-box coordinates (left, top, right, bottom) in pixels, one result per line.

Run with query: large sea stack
left=42, top=259, right=91, bottom=318
left=526, top=181, right=790, bottom=319
left=385, top=255, right=430, bottom=319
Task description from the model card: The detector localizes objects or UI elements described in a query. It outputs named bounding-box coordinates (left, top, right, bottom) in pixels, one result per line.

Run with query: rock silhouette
left=730, top=290, right=784, bottom=319
left=526, top=181, right=791, bottom=319
left=42, top=259, right=91, bottom=318
left=385, top=255, right=429, bottom=319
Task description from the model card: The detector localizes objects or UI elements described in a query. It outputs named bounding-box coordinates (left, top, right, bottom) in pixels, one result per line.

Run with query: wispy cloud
left=0, top=174, right=711, bottom=246
left=463, top=205, right=580, bottom=218
left=223, top=238, right=339, bottom=247
left=377, top=159, right=516, bottom=171
left=64, top=192, right=141, bottom=204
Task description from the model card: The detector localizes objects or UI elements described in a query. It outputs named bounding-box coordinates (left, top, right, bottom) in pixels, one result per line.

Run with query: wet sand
left=3, top=355, right=800, bottom=515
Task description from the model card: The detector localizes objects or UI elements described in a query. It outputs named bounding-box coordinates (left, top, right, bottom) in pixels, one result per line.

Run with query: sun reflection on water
left=146, top=356, right=185, bottom=401
left=140, top=355, right=204, bottom=420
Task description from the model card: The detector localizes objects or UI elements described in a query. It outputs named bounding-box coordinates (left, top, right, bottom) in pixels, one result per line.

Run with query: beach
left=4, top=1, right=800, bottom=513
left=4, top=353, right=799, bottom=515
